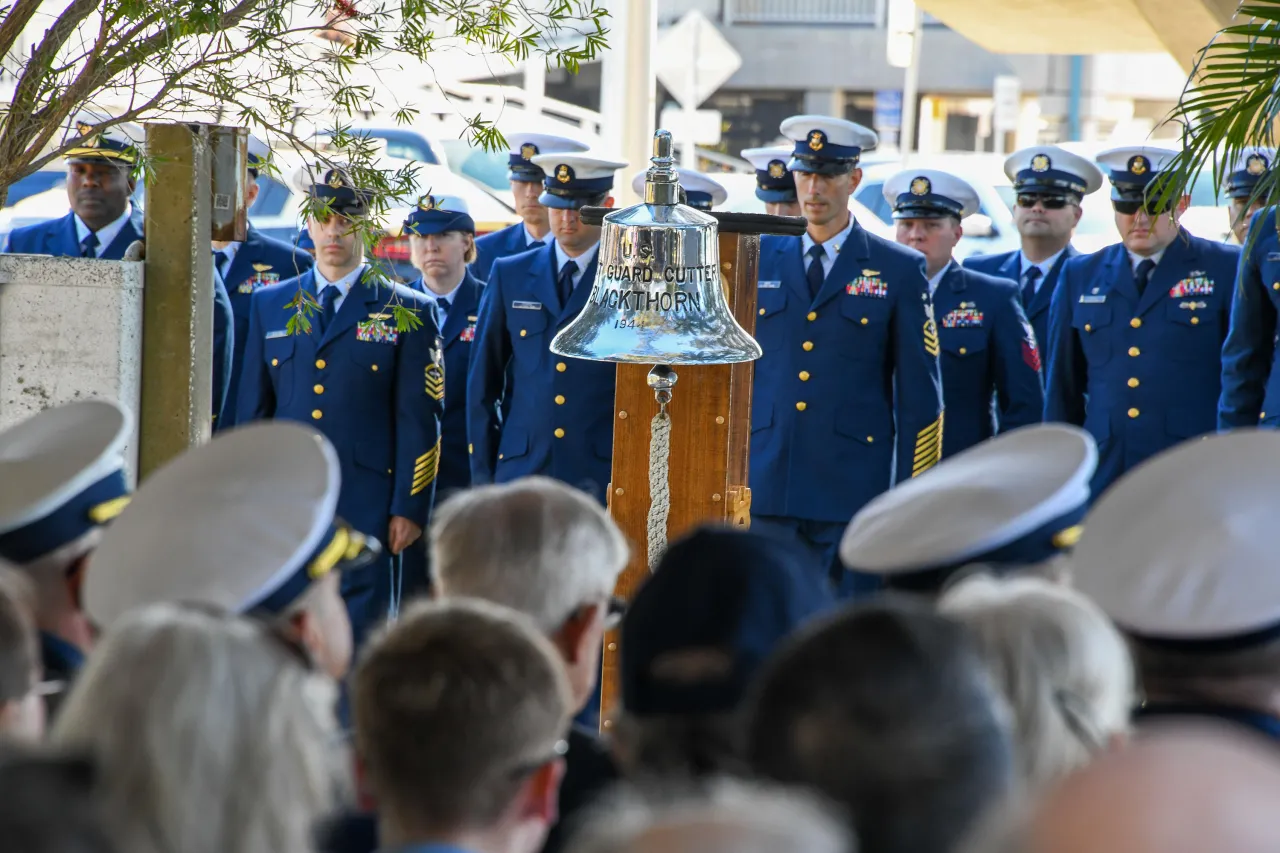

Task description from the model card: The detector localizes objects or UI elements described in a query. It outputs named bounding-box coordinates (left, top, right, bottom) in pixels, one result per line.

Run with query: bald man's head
left=965, top=723, right=1280, bottom=853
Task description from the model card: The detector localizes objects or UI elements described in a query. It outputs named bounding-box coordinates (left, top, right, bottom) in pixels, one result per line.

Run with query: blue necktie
left=436, top=296, right=450, bottom=327
left=805, top=244, right=825, bottom=300
left=1134, top=258, right=1156, bottom=296
left=557, top=260, right=578, bottom=306
left=1022, top=265, right=1042, bottom=308
left=80, top=232, right=99, bottom=258
left=213, top=248, right=231, bottom=279
left=316, top=285, right=340, bottom=335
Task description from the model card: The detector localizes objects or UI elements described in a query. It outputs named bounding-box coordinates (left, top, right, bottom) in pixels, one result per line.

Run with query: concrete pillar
left=0, top=255, right=144, bottom=480
left=600, top=0, right=655, bottom=205
left=139, top=123, right=213, bottom=480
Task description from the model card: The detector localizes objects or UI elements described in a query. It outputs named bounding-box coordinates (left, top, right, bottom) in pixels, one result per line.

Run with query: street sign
left=653, top=10, right=742, bottom=109
left=659, top=107, right=723, bottom=146
left=993, top=75, right=1021, bottom=133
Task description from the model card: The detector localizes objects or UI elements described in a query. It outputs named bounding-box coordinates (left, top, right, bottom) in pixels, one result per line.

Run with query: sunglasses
left=1016, top=194, right=1073, bottom=210
left=1112, top=200, right=1172, bottom=217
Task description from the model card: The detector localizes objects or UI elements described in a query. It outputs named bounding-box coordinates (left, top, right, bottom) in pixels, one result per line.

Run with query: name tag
left=512, top=300, right=542, bottom=311
left=1079, top=294, right=1107, bottom=304
left=758, top=280, right=782, bottom=289
left=265, top=329, right=289, bottom=339
left=1268, top=252, right=1280, bottom=261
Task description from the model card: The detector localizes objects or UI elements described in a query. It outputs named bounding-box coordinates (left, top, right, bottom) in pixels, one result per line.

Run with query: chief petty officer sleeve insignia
left=923, top=316, right=940, bottom=357
left=425, top=347, right=444, bottom=401
left=913, top=412, right=944, bottom=477
left=411, top=438, right=441, bottom=497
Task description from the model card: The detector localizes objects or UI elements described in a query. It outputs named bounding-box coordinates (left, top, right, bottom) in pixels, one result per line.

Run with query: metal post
left=681, top=12, right=700, bottom=169
left=139, top=123, right=213, bottom=479
left=900, top=5, right=924, bottom=162
left=1068, top=55, right=1083, bottom=142
left=600, top=0, right=655, bottom=204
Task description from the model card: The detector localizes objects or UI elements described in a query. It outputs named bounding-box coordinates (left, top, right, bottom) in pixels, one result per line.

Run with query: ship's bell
left=550, top=131, right=763, bottom=365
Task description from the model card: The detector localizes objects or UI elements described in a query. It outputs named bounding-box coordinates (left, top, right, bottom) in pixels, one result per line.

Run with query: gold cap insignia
left=808, top=130, right=825, bottom=152
left=1248, top=154, right=1268, bottom=175
left=556, top=164, right=572, bottom=184
left=520, top=142, right=537, bottom=160
left=418, top=194, right=437, bottom=211
left=1031, top=153, right=1051, bottom=172
left=767, top=160, right=786, bottom=179
left=1129, top=156, right=1148, bottom=176
left=326, top=170, right=345, bottom=188
left=910, top=176, right=931, bottom=196
left=75, top=121, right=95, bottom=138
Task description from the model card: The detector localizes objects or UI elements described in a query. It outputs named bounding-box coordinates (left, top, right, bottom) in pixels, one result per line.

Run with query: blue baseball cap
left=0, top=400, right=133, bottom=564
left=621, top=526, right=835, bottom=716
left=402, top=194, right=475, bottom=236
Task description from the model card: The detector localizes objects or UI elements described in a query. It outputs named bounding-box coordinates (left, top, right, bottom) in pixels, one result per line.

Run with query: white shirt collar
left=314, top=263, right=366, bottom=311
left=1129, top=248, right=1166, bottom=272
left=420, top=273, right=465, bottom=305
left=554, top=239, right=600, bottom=286
left=800, top=214, right=856, bottom=263
left=74, top=204, right=133, bottom=257
left=1020, top=247, right=1066, bottom=280
left=927, top=262, right=953, bottom=296
left=214, top=241, right=242, bottom=263
left=524, top=225, right=546, bottom=247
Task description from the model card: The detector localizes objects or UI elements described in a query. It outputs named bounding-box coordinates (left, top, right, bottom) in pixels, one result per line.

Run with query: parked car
left=714, top=172, right=895, bottom=241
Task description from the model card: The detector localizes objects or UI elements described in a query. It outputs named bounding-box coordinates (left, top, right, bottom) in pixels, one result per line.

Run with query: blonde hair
left=939, top=574, right=1134, bottom=788
left=51, top=603, right=343, bottom=853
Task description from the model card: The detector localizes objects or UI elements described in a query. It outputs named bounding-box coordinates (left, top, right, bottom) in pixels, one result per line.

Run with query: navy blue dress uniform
left=1219, top=204, right=1280, bottom=429
left=216, top=139, right=314, bottom=432
left=83, top=420, right=379, bottom=631
left=839, top=423, right=1096, bottom=595
left=0, top=400, right=133, bottom=708
left=403, top=195, right=482, bottom=504
left=467, top=151, right=628, bottom=505
left=470, top=132, right=590, bottom=282
left=963, top=146, right=1104, bottom=351
left=741, top=145, right=799, bottom=205
left=3, top=123, right=236, bottom=426
left=884, top=169, right=1043, bottom=457
left=1071, top=430, right=1280, bottom=742
left=750, top=115, right=945, bottom=582
left=1044, top=146, right=1240, bottom=496
left=629, top=167, right=727, bottom=210
left=235, top=168, right=443, bottom=646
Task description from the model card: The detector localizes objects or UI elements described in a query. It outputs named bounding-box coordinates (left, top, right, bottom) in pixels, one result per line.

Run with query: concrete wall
left=0, top=254, right=144, bottom=480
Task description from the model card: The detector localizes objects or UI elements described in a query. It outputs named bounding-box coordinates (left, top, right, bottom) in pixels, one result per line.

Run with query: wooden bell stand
left=575, top=209, right=807, bottom=730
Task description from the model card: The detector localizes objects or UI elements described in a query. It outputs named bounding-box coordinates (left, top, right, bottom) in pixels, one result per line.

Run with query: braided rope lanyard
left=645, top=366, right=678, bottom=571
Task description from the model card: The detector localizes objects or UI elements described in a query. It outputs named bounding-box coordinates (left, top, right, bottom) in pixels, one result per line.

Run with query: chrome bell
left=550, top=131, right=763, bottom=365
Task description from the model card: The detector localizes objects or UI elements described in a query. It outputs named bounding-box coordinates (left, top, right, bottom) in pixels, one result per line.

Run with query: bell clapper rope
left=645, top=365, right=678, bottom=570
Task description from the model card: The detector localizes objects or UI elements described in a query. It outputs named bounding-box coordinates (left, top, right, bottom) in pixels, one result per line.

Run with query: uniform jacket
left=751, top=222, right=945, bottom=523
left=1219, top=208, right=1280, bottom=429
left=471, top=221, right=538, bottom=283
left=1044, top=231, right=1239, bottom=495
left=4, top=208, right=235, bottom=424
left=407, top=271, right=483, bottom=503
left=218, top=227, right=314, bottom=431
left=933, top=262, right=1044, bottom=457
left=466, top=243, right=615, bottom=504
left=235, top=267, right=444, bottom=546
left=963, top=245, right=1078, bottom=355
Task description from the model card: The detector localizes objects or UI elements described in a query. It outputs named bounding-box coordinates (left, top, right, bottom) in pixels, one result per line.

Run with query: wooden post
left=597, top=213, right=804, bottom=731
left=139, top=122, right=214, bottom=480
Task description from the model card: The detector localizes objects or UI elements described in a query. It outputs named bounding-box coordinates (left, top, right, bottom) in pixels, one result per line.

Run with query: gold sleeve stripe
left=911, top=412, right=944, bottom=477
left=923, top=319, right=940, bottom=358
left=410, top=439, right=442, bottom=496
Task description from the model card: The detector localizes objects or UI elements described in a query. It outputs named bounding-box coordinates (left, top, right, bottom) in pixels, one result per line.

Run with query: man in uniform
left=470, top=132, right=590, bottom=282
left=1045, top=146, right=1239, bottom=495
left=4, top=120, right=235, bottom=425
left=886, top=168, right=1043, bottom=457
left=630, top=166, right=727, bottom=211
left=236, top=165, right=443, bottom=647
left=215, top=136, right=315, bottom=432
left=1223, top=147, right=1276, bottom=245
left=741, top=145, right=802, bottom=217
left=750, top=115, right=944, bottom=589
left=0, top=400, right=132, bottom=713
left=467, top=151, right=627, bottom=505
left=964, top=146, right=1103, bottom=351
